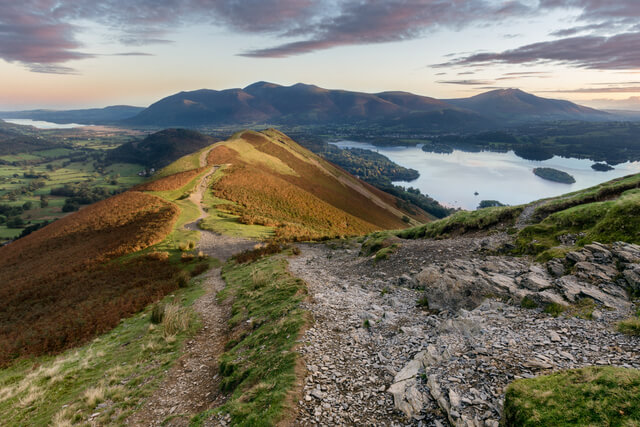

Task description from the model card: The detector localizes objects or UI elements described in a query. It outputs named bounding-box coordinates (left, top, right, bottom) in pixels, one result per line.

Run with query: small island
left=591, top=162, right=614, bottom=172
left=533, top=167, right=576, bottom=184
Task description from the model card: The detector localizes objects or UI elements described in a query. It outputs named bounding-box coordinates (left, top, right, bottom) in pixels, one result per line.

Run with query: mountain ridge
left=125, top=82, right=612, bottom=128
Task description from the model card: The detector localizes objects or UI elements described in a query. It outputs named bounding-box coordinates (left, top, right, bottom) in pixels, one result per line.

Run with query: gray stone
left=547, top=259, right=566, bottom=277
left=566, top=251, right=588, bottom=263
left=521, top=273, right=554, bottom=292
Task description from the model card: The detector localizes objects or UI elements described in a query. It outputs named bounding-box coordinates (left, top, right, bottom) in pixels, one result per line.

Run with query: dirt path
left=128, top=151, right=255, bottom=426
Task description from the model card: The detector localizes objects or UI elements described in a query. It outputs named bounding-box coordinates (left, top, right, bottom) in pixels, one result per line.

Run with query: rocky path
left=129, top=154, right=255, bottom=426
left=288, top=238, right=640, bottom=426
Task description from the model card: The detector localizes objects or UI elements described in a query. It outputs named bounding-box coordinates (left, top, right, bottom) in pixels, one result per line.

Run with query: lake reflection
left=332, top=141, right=640, bottom=210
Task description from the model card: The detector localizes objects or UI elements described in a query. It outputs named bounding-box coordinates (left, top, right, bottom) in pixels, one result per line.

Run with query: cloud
left=437, top=32, right=640, bottom=70
left=112, top=52, right=154, bottom=56
left=240, top=0, right=533, bottom=58
left=437, top=79, right=494, bottom=85
left=544, top=86, right=640, bottom=93
left=28, top=64, right=79, bottom=74
left=549, top=22, right=612, bottom=37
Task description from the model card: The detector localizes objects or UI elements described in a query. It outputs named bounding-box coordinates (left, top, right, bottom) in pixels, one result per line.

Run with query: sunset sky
left=2, top=0, right=640, bottom=110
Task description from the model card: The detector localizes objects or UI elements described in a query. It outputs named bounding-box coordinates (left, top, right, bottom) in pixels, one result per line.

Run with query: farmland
left=0, top=123, right=146, bottom=243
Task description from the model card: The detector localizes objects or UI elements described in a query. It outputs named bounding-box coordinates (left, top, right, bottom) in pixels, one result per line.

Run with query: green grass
left=374, top=243, right=399, bottom=261
left=502, top=366, right=640, bottom=426
left=543, top=302, right=567, bottom=317
left=516, top=189, right=640, bottom=256
left=191, top=251, right=306, bottom=427
left=617, top=307, right=640, bottom=335
left=397, top=205, right=523, bottom=240
left=200, top=167, right=274, bottom=240
left=0, top=278, right=205, bottom=426
left=532, top=173, right=640, bottom=222
left=155, top=146, right=211, bottom=178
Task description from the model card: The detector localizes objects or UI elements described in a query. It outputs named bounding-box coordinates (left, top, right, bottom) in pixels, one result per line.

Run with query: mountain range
left=0, top=83, right=614, bottom=129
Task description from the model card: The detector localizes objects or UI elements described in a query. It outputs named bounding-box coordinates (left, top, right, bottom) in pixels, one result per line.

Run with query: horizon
left=1, top=1, right=640, bottom=110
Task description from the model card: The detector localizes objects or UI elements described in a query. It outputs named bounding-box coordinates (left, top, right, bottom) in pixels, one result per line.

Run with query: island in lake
left=533, top=167, right=576, bottom=184
left=592, top=163, right=615, bottom=172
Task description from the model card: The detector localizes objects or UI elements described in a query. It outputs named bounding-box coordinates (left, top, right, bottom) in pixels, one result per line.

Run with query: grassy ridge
left=192, top=250, right=306, bottom=426
left=503, top=366, right=640, bottom=426
left=204, top=130, right=425, bottom=241
left=517, top=189, right=640, bottom=258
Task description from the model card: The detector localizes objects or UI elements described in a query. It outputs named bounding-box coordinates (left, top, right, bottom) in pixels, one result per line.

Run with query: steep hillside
left=106, top=128, right=216, bottom=169
left=0, top=191, right=182, bottom=365
left=446, top=88, right=610, bottom=122
left=204, top=129, right=430, bottom=240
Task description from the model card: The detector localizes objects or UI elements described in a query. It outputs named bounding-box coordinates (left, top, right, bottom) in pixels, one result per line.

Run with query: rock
left=549, top=331, right=561, bottom=342
left=574, top=261, right=619, bottom=283
left=592, top=310, right=603, bottom=320
left=547, top=259, right=566, bottom=277
left=521, top=273, right=554, bottom=292
left=398, top=273, right=418, bottom=288
left=584, top=243, right=613, bottom=263
left=538, top=290, right=567, bottom=306
left=623, top=268, right=640, bottom=293
left=612, top=242, right=640, bottom=263
left=566, top=251, right=588, bottom=263
left=449, top=388, right=461, bottom=409
left=387, top=380, right=425, bottom=419
left=523, top=358, right=553, bottom=370
left=311, top=389, right=325, bottom=400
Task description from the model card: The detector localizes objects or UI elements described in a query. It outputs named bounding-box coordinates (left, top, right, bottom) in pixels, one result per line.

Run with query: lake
left=2, top=118, right=83, bottom=129
left=332, top=141, right=640, bottom=210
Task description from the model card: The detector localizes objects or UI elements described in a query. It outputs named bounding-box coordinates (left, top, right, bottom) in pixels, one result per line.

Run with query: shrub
left=190, top=262, right=209, bottom=277
left=543, top=302, right=566, bottom=317
left=180, top=252, right=195, bottom=263
left=151, top=303, right=165, bottom=324
left=417, top=295, right=430, bottom=309
left=162, top=303, right=192, bottom=337
left=233, top=242, right=283, bottom=264
left=520, top=296, right=538, bottom=309
left=176, top=271, right=191, bottom=287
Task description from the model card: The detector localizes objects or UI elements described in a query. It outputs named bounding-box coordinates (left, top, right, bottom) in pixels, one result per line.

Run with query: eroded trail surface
left=289, top=237, right=640, bottom=426
left=129, top=158, right=255, bottom=426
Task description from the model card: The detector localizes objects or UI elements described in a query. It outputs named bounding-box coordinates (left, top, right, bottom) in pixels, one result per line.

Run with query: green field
left=0, top=134, right=146, bottom=243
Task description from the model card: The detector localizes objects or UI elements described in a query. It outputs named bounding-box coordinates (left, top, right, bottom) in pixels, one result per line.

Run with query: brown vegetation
left=134, top=167, right=206, bottom=192
left=0, top=191, right=181, bottom=365
left=206, top=130, right=415, bottom=241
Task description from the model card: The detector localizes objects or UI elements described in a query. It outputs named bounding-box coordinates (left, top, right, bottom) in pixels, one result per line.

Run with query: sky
left=1, top=0, right=640, bottom=110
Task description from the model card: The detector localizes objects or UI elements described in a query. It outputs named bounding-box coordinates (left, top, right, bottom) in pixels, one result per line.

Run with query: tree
left=40, top=195, right=49, bottom=208
left=6, top=216, right=25, bottom=228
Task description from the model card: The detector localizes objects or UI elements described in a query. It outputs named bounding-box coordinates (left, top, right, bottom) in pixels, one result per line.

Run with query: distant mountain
left=0, top=105, right=144, bottom=125
left=124, top=83, right=612, bottom=129
left=445, top=89, right=611, bottom=122
left=106, top=128, right=216, bottom=169
left=124, top=82, right=485, bottom=129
